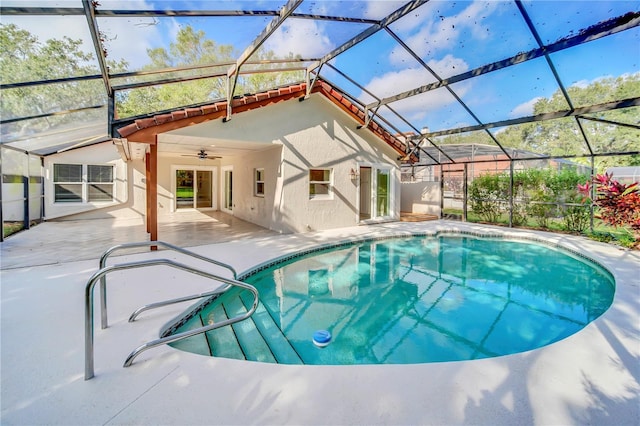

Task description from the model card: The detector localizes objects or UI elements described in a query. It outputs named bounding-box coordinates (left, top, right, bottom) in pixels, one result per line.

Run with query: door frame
left=357, top=163, right=394, bottom=222
left=171, top=165, right=218, bottom=212
left=221, top=165, right=233, bottom=215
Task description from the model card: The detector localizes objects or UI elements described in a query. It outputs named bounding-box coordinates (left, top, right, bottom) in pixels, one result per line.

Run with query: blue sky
left=4, top=0, right=639, bottom=134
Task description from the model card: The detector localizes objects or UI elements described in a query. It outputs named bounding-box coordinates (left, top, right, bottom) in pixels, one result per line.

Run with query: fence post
left=509, top=161, right=514, bottom=228
left=463, top=164, right=468, bottom=222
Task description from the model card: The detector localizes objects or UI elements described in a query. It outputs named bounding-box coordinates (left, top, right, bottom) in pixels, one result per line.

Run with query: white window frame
left=53, top=163, right=114, bottom=204
left=254, top=168, right=265, bottom=197
left=309, top=168, right=333, bottom=200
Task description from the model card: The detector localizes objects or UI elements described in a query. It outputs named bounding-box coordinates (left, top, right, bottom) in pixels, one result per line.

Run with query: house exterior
left=42, top=81, right=410, bottom=237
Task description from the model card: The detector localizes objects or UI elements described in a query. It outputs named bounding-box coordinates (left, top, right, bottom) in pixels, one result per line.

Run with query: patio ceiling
left=1, top=1, right=638, bottom=165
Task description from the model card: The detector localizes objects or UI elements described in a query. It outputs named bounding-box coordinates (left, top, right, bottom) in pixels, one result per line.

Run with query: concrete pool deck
left=1, top=220, right=639, bottom=425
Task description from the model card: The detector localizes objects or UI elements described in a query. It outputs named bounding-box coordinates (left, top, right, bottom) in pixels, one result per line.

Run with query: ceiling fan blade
left=177, top=149, right=220, bottom=159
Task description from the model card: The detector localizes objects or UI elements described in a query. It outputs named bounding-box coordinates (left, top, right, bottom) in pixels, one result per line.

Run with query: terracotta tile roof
left=116, top=80, right=414, bottom=161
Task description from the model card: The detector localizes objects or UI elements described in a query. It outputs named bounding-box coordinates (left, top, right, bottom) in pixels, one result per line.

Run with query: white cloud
left=427, top=54, right=469, bottom=76
left=2, top=0, right=167, bottom=70
left=363, top=1, right=407, bottom=20
left=4, top=15, right=93, bottom=52
left=98, top=19, right=165, bottom=69
left=571, top=79, right=591, bottom=89
left=361, top=55, right=469, bottom=100
left=570, top=72, right=639, bottom=89
left=509, top=97, right=542, bottom=118
left=263, top=19, right=333, bottom=58
left=363, top=67, right=437, bottom=101
left=361, top=57, right=472, bottom=122
left=389, top=0, right=501, bottom=67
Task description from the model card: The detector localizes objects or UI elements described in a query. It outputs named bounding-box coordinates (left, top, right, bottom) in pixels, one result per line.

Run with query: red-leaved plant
left=578, top=173, right=640, bottom=242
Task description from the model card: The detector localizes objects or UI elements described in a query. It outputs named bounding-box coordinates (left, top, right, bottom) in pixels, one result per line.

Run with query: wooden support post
left=146, top=139, right=158, bottom=250
left=145, top=152, right=150, bottom=234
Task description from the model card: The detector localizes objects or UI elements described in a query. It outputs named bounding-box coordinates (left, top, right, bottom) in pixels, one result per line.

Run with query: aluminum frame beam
left=81, top=0, right=112, bottom=97
left=0, top=105, right=106, bottom=126
left=514, top=0, right=595, bottom=157
left=577, top=115, right=640, bottom=131
left=225, top=0, right=303, bottom=121
left=306, top=0, right=429, bottom=77
left=2, top=59, right=316, bottom=91
left=0, top=6, right=378, bottom=24
left=113, top=66, right=306, bottom=92
left=324, top=63, right=448, bottom=165
left=421, top=97, right=640, bottom=138
left=365, top=12, right=640, bottom=110
left=385, top=27, right=510, bottom=159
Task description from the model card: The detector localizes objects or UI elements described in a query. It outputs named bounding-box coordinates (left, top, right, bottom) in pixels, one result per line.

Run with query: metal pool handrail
left=85, top=258, right=259, bottom=380
left=98, top=240, right=237, bottom=329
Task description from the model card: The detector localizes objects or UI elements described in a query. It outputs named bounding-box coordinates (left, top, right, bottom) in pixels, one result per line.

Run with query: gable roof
left=115, top=79, right=414, bottom=161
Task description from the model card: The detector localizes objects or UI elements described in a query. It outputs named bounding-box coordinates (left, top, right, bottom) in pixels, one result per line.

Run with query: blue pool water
left=170, top=235, right=615, bottom=364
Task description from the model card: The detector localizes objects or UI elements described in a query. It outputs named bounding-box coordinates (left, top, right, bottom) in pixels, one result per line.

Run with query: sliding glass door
left=174, top=167, right=216, bottom=210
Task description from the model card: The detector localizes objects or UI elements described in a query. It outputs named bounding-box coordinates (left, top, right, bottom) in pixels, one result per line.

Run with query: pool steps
left=169, top=287, right=303, bottom=364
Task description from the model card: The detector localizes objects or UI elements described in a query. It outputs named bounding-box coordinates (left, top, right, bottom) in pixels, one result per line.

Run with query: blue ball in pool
left=313, top=330, right=332, bottom=348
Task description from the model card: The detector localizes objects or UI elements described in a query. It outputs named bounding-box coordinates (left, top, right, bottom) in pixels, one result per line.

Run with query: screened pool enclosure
left=1, top=1, right=639, bottom=240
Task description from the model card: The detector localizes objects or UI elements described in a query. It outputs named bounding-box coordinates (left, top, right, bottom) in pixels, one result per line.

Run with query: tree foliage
left=0, top=23, right=127, bottom=139
left=434, top=73, right=640, bottom=169
left=116, top=25, right=304, bottom=118
left=1, top=22, right=304, bottom=128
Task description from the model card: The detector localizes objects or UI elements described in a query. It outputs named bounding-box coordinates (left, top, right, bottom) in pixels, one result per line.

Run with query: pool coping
left=1, top=221, right=639, bottom=425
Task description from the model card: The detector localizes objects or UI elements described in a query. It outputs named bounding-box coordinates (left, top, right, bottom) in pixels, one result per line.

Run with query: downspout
left=23, top=152, right=29, bottom=230
left=40, top=156, right=45, bottom=223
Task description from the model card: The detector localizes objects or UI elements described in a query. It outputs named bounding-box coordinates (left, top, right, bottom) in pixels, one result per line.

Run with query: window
left=53, top=164, right=114, bottom=203
left=309, top=168, right=332, bottom=199
left=88, top=165, right=114, bottom=201
left=54, top=164, right=82, bottom=203
left=254, top=168, right=265, bottom=197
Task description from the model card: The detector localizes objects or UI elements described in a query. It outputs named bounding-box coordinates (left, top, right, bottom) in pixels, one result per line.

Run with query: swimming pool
left=167, top=234, right=615, bottom=364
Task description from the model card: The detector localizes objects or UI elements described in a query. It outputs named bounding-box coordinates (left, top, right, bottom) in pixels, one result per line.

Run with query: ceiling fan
left=181, top=149, right=220, bottom=160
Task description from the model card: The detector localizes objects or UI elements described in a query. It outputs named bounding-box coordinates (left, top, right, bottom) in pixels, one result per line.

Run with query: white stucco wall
left=213, top=93, right=401, bottom=233
left=0, top=148, right=42, bottom=222
left=156, top=154, right=222, bottom=216
left=43, top=142, right=143, bottom=220
left=49, top=94, right=402, bottom=232
left=218, top=146, right=283, bottom=229
left=278, top=95, right=400, bottom=232
left=400, top=181, right=441, bottom=215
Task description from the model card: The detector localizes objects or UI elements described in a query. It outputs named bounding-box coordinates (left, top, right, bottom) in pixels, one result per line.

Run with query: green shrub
left=468, top=167, right=590, bottom=229
left=468, top=173, right=507, bottom=222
